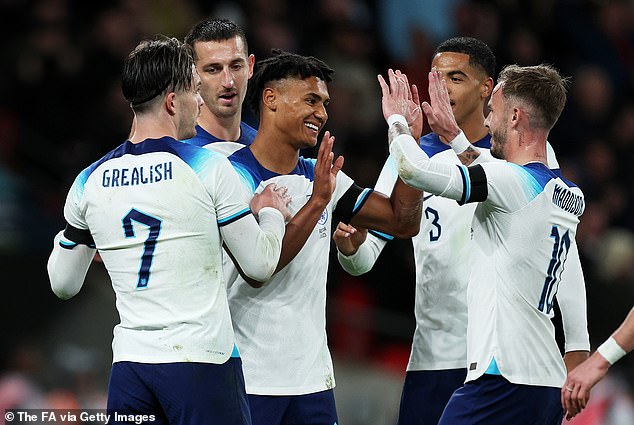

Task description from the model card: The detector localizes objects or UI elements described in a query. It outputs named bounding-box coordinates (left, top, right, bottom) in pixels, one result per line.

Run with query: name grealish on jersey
left=101, top=161, right=174, bottom=187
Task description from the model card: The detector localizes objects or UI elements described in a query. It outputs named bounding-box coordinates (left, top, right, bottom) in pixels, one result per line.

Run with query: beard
left=489, top=127, right=507, bottom=160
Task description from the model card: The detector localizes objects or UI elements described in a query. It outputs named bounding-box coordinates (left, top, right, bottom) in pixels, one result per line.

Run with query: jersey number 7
left=122, top=208, right=162, bottom=289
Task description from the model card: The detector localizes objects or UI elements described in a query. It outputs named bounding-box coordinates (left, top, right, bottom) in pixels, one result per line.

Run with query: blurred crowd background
left=2, top=0, right=634, bottom=423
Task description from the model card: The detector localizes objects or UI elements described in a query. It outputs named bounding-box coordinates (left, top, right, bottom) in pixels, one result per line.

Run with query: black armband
left=459, top=164, right=488, bottom=205
left=333, top=184, right=372, bottom=224
left=63, top=223, right=96, bottom=247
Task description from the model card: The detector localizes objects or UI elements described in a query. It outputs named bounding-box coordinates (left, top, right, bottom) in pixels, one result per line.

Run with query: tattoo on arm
left=388, top=122, right=412, bottom=145
left=457, top=145, right=481, bottom=165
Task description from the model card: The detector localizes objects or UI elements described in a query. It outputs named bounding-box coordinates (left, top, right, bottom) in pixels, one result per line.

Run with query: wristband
left=387, top=114, right=408, bottom=128
left=597, top=336, right=627, bottom=365
left=449, top=131, right=470, bottom=154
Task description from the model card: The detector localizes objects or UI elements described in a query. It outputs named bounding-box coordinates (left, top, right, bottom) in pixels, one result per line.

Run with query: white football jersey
left=226, top=146, right=356, bottom=395
left=63, top=137, right=255, bottom=365
left=385, top=134, right=493, bottom=371
left=390, top=133, right=586, bottom=387
left=341, top=133, right=588, bottom=372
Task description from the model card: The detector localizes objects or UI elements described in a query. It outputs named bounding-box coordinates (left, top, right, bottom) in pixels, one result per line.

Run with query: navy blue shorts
left=396, top=368, right=467, bottom=425
left=106, top=359, right=251, bottom=425
left=438, top=375, right=564, bottom=425
left=248, top=389, right=338, bottom=425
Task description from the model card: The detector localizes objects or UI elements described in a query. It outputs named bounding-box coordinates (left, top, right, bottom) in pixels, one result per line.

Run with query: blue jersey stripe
left=352, top=188, right=373, bottom=213
left=369, top=230, right=394, bottom=241
left=218, top=208, right=251, bottom=226
left=59, top=240, right=78, bottom=249
left=457, top=165, right=470, bottom=203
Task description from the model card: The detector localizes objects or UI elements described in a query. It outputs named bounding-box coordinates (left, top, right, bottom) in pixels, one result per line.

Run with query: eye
left=231, top=63, right=243, bottom=71
left=306, top=98, right=316, bottom=105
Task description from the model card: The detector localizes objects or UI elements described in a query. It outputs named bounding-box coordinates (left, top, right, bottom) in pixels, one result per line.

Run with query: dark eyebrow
left=446, top=70, right=469, bottom=79
left=307, top=92, right=329, bottom=102
left=202, top=57, right=246, bottom=68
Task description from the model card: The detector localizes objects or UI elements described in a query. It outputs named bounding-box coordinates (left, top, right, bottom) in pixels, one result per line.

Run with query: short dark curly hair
left=246, top=49, right=334, bottom=116
left=435, top=37, right=496, bottom=79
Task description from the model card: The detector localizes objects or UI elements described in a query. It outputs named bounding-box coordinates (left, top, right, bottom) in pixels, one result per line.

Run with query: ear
left=510, top=107, right=521, bottom=129
left=482, top=77, right=494, bottom=99
left=247, top=54, right=255, bottom=79
left=262, top=87, right=277, bottom=112
left=165, top=92, right=177, bottom=116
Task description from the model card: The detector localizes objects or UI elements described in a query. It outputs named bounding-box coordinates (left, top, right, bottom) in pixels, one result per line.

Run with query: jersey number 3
left=122, top=208, right=162, bottom=289
left=424, top=206, right=442, bottom=242
left=538, top=225, right=570, bottom=313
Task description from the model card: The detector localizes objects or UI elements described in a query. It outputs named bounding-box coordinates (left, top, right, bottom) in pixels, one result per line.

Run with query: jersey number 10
left=538, top=225, right=571, bottom=314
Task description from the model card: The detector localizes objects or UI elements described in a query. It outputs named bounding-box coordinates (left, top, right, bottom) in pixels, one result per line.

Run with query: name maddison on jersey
left=102, top=161, right=173, bottom=187
left=552, top=184, right=584, bottom=216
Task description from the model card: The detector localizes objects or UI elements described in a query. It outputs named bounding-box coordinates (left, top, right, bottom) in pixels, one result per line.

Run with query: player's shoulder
left=239, top=122, right=257, bottom=144
left=419, top=132, right=451, bottom=158
left=184, top=123, right=257, bottom=148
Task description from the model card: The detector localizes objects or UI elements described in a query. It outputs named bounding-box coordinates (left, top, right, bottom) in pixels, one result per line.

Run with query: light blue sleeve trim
left=231, top=344, right=240, bottom=358
left=217, top=208, right=251, bottom=226
left=458, top=164, right=470, bottom=203
left=59, top=239, right=78, bottom=249
left=352, top=188, right=372, bottom=213
left=369, top=230, right=394, bottom=241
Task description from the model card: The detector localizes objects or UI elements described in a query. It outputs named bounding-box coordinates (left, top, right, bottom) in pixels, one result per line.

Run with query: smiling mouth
left=304, top=122, right=319, bottom=132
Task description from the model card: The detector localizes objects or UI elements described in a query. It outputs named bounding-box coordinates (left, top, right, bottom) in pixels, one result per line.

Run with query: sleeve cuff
left=387, top=114, right=408, bottom=128
left=449, top=131, right=471, bottom=154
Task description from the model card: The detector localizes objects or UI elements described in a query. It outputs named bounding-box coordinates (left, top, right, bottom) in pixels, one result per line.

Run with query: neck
left=197, top=108, right=242, bottom=141
left=507, top=129, right=548, bottom=165
left=130, top=113, right=177, bottom=143
left=249, top=125, right=300, bottom=174
left=460, top=113, right=490, bottom=143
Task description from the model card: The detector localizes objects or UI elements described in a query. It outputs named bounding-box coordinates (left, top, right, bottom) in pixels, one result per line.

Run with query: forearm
left=337, top=234, right=386, bottom=276
left=275, top=197, right=328, bottom=272
left=556, top=244, right=591, bottom=352
left=612, top=306, right=634, bottom=353
left=564, top=351, right=589, bottom=372
left=389, top=131, right=466, bottom=200
left=222, top=208, right=285, bottom=283
left=388, top=177, right=423, bottom=237
left=47, top=230, right=95, bottom=299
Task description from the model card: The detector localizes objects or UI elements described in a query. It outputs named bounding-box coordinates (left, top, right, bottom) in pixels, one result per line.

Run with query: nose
left=483, top=111, right=491, bottom=128
left=221, top=68, right=234, bottom=88
left=315, top=104, right=328, bottom=123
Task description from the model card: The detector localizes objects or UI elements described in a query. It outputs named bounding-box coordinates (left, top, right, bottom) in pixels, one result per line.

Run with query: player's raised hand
left=251, top=183, right=292, bottom=221
left=333, top=222, right=368, bottom=256
left=378, top=69, right=411, bottom=121
left=422, top=67, right=461, bottom=143
left=396, top=70, right=423, bottom=140
left=312, top=131, right=344, bottom=206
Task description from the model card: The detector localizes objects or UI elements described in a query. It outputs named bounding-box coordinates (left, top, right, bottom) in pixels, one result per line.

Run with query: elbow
left=396, top=157, right=418, bottom=188
left=390, top=210, right=422, bottom=239
left=391, top=222, right=420, bottom=239
left=47, top=260, right=82, bottom=300
left=243, top=276, right=266, bottom=288
left=241, top=263, right=276, bottom=287
left=50, top=279, right=81, bottom=300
